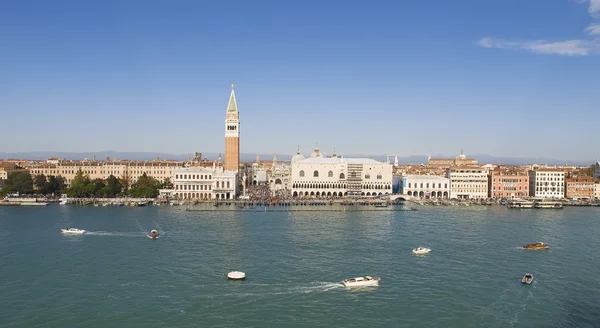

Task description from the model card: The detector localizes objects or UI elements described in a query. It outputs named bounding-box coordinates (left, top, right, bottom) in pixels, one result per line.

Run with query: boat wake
left=85, top=231, right=143, bottom=237
left=477, top=282, right=535, bottom=327
left=214, top=281, right=344, bottom=298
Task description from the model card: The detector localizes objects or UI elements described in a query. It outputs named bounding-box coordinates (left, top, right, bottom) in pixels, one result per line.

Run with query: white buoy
left=227, top=271, right=246, bottom=280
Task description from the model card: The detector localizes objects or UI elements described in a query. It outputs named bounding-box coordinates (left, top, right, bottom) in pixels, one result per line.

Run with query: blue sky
left=1, top=0, right=599, bottom=161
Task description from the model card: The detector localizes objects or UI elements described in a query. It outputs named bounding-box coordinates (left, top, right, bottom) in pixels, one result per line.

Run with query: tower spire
left=227, top=84, right=238, bottom=112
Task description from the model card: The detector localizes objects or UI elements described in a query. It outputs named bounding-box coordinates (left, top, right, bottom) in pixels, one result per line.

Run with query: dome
left=457, top=150, right=467, bottom=160
left=310, top=145, right=322, bottom=158
left=291, top=148, right=305, bottom=163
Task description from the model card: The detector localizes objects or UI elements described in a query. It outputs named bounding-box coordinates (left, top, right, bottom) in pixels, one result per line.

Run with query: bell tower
left=224, top=84, right=240, bottom=172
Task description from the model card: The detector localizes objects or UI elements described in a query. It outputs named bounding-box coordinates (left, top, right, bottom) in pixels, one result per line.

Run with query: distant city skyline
left=1, top=0, right=599, bottom=160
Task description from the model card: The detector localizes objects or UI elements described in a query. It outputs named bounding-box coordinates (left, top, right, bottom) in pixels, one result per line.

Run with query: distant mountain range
left=0, top=151, right=594, bottom=166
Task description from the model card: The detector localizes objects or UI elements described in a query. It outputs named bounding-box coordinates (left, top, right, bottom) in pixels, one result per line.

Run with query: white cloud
left=477, top=1, right=600, bottom=56
left=585, top=23, right=600, bottom=34
left=477, top=37, right=600, bottom=56
left=589, top=0, right=600, bottom=15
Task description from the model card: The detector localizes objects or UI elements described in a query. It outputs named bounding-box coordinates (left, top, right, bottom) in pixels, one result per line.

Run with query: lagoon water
left=1, top=204, right=600, bottom=327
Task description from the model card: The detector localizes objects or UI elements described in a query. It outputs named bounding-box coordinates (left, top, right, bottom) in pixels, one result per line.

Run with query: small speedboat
left=147, top=229, right=160, bottom=239
left=227, top=271, right=246, bottom=280
left=523, top=242, right=548, bottom=250
left=521, top=273, right=533, bottom=284
left=412, top=247, right=431, bottom=255
left=342, top=276, right=380, bottom=287
left=61, top=228, right=86, bottom=234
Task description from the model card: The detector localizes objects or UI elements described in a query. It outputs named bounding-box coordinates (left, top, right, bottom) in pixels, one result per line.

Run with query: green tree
left=128, top=173, right=160, bottom=198
left=47, top=175, right=65, bottom=195
left=34, top=174, right=49, bottom=194
left=0, top=171, right=34, bottom=195
left=119, top=169, right=132, bottom=192
left=107, top=175, right=123, bottom=196
left=67, top=169, right=91, bottom=198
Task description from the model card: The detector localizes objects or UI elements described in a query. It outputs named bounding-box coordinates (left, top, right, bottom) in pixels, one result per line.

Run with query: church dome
left=310, top=145, right=322, bottom=158
left=291, top=148, right=305, bottom=163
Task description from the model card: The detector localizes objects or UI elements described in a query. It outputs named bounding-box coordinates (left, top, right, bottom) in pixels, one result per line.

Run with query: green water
left=1, top=205, right=600, bottom=327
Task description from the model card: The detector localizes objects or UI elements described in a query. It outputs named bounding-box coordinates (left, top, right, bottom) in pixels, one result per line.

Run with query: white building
left=172, top=166, right=238, bottom=200
left=528, top=169, right=565, bottom=199
left=447, top=167, right=488, bottom=199
left=268, top=154, right=291, bottom=194
left=291, top=152, right=393, bottom=198
left=594, top=182, right=600, bottom=200
left=400, top=175, right=450, bottom=198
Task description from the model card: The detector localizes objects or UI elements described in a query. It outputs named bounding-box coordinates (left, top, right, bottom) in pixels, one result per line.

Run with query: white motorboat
left=147, top=229, right=160, bottom=239
left=342, top=276, right=380, bottom=287
left=412, top=247, right=431, bottom=255
left=59, top=194, right=69, bottom=205
left=61, top=228, right=86, bottom=234
left=227, top=271, right=246, bottom=280
left=521, top=273, right=533, bottom=285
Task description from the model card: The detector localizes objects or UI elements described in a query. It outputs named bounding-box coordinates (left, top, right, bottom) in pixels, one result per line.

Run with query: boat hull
left=523, top=243, right=548, bottom=250
left=412, top=248, right=431, bottom=255
left=227, top=271, right=246, bottom=280
left=61, top=229, right=86, bottom=235
left=521, top=274, right=533, bottom=284
left=343, top=280, right=379, bottom=287
left=343, top=276, right=381, bottom=287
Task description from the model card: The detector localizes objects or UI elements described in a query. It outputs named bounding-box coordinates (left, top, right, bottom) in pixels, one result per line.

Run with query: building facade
left=528, top=169, right=565, bottom=199
left=446, top=167, right=488, bottom=199
left=489, top=171, right=529, bottom=198
left=400, top=175, right=450, bottom=198
left=428, top=151, right=478, bottom=168
left=268, top=154, right=292, bottom=194
left=224, top=85, right=240, bottom=172
left=291, top=156, right=393, bottom=198
left=173, top=166, right=237, bottom=200
left=564, top=176, right=594, bottom=199
left=594, top=182, right=600, bottom=200
left=28, top=160, right=183, bottom=187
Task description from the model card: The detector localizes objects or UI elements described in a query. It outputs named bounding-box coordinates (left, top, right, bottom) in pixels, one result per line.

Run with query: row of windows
left=535, top=182, right=564, bottom=186
left=176, top=174, right=212, bottom=180
left=31, top=169, right=169, bottom=176
left=407, top=182, right=448, bottom=189
left=176, top=185, right=212, bottom=191
left=535, top=188, right=564, bottom=192
left=494, top=178, right=527, bottom=183
left=297, top=170, right=384, bottom=180
left=293, top=184, right=391, bottom=190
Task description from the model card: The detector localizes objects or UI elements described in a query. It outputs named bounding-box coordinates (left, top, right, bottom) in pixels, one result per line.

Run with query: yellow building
left=28, top=160, right=183, bottom=186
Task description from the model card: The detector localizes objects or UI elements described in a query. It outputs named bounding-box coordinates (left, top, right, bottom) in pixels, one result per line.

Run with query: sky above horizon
left=1, top=0, right=599, bottom=161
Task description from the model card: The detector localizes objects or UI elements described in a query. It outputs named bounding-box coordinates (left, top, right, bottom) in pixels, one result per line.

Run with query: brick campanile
left=224, top=84, right=240, bottom=172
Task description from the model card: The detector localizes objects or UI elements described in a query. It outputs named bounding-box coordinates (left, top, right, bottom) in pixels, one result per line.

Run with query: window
left=339, top=173, right=345, bottom=179
left=377, top=175, right=382, bottom=179
left=314, top=170, right=319, bottom=177
left=300, top=170, right=305, bottom=177
left=365, top=174, right=370, bottom=179
left=328, top=170, right=333, bottom=178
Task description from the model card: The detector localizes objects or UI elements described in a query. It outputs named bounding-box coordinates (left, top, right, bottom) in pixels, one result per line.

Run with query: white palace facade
left=172, top=165, right=237, bottom=200
left=290, top=148, right=393, bottom=198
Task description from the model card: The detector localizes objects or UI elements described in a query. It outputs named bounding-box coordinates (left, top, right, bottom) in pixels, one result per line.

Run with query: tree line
left=0, top=169, right=172, bottom=198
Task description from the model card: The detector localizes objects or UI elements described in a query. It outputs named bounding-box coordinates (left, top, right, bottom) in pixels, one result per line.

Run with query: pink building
left=489, top=170, right=529, bottom=198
